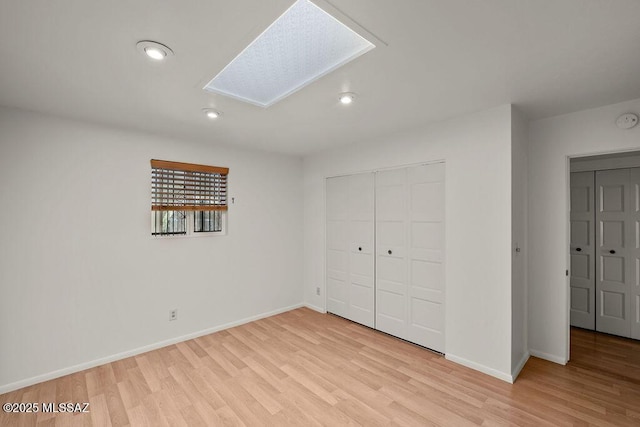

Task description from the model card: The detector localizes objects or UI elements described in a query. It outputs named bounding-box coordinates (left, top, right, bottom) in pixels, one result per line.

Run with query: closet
left=326, top=162, right=445, bottom=353
left=570, top=167, right=640, bottom=340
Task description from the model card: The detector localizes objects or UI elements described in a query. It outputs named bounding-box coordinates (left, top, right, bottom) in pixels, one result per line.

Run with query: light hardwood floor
left=1, top=308, right=639, bottom=426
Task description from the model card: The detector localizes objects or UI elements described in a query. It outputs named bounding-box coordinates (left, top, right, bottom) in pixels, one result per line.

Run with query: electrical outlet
left=169, top=309, right=178, bottom=321
left=316, top=287, right=320, bottom=296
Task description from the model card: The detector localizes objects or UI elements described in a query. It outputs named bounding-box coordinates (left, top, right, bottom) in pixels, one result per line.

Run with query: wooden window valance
left=151, top=159, right=228, bottom=212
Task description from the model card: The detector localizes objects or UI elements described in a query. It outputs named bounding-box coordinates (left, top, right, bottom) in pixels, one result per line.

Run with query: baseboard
left=511, top=352, right=530, bottom=382
left=529, top=349, right=567, bottom=365
left=0, top=303, right=304, bottom=394
left=445, top=353, right=513, bottom=383
left=304, top=303, right=326, bottom=314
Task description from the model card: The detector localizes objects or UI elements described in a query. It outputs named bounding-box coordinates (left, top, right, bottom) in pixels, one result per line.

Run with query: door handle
left=609, top=249, right=616, bottom=254
left=358, top=247, right=362, bottom=252
left=388, top=249, right=392, bottom=255
left=576, top=248, right=582, bottom=252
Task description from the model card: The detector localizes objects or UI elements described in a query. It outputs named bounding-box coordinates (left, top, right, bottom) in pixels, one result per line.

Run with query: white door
left=326, top=173, right=375, bottom=327
left=631, top=168, right=640, bottom=340
left=326, top=176, right=350, bottom=319
left=375, top=168, right=408, bottom=339
left=595, top=169, right=631, bottom=337
left=569, top=172, right=595, bottom=330
left=376, top=163, right=445, bottom=352
left=347, top=173, right=375, bottom=327
left=406, top=163, right=445, bottom=352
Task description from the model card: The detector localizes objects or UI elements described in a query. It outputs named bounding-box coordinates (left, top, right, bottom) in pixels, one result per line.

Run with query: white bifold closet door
left=326, top=172, right=375, bottom=328
left=326, top=163, right=445, bottom=353
left=595, top=168, right=640, bottom=340
left=632, top=168, right=640, bottom=340
left=569, top=172, right=596, bottom=330
left=376, top=163, right=445, bottom=352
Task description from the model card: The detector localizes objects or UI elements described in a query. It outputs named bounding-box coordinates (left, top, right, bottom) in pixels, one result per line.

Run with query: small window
left=152, top=210, right=187, bottom=236
left=194, top=210, right=222, bottom=233
left=151, top=159, right=228, bottom=236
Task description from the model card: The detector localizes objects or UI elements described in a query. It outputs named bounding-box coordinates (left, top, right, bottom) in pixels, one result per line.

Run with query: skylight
left=203, top=0, right=375, bottom=107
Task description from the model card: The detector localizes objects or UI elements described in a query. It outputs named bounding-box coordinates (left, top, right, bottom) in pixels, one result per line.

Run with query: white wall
left=511, top=106, right=529, bottom=377
left=303, top=105, right=515, bottom=380
left=0, top=107, right=304, bottom=392
left=528, top=97, right=640, bottom=363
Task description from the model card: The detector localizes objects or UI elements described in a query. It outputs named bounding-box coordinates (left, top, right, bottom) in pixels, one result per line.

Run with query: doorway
left=569, top=151, right=640, bottom=343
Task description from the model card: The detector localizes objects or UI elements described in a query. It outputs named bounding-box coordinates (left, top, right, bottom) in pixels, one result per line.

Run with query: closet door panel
left=630, top=168, right=640, bottom=340
left=375, top=163, right=446, bottom=352
left=570, top=171, right=596, bottom=329
left=376, top=168, right=408, bottom=338
left=407, top=163, right=445, bottom=352
left=596, top=169, right=631, bottom=338
left=326, top=176, right=350, bottom=318
left=348, top=173, right=375, bottom=327
left=349, top=246, right=374, bottom=326
left=326, top=173, right=375, bottom=328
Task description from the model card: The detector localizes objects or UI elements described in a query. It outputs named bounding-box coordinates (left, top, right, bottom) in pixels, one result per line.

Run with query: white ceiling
left=1, top=0, right=639, bottom=155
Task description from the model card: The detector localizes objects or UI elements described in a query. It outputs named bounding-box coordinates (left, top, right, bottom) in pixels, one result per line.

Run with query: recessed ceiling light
left=203, top=0, right=375, bottom=107
left=202, top=108, right=222, bottom=119
left=145, top=47, right=165, bottom=60
left=339, top=92, right=356, bottom=105
left=136, top=40, right=174, bottom=61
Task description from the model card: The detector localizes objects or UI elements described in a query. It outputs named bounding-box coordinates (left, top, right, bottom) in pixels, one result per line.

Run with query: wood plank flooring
left=2, top=308, right=639, bottom=426
left=569, top=327, right=640, bottom=385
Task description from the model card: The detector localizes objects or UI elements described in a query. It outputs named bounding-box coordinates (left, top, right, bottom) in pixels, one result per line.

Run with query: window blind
left=151, top=159, right=228, bottom=211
